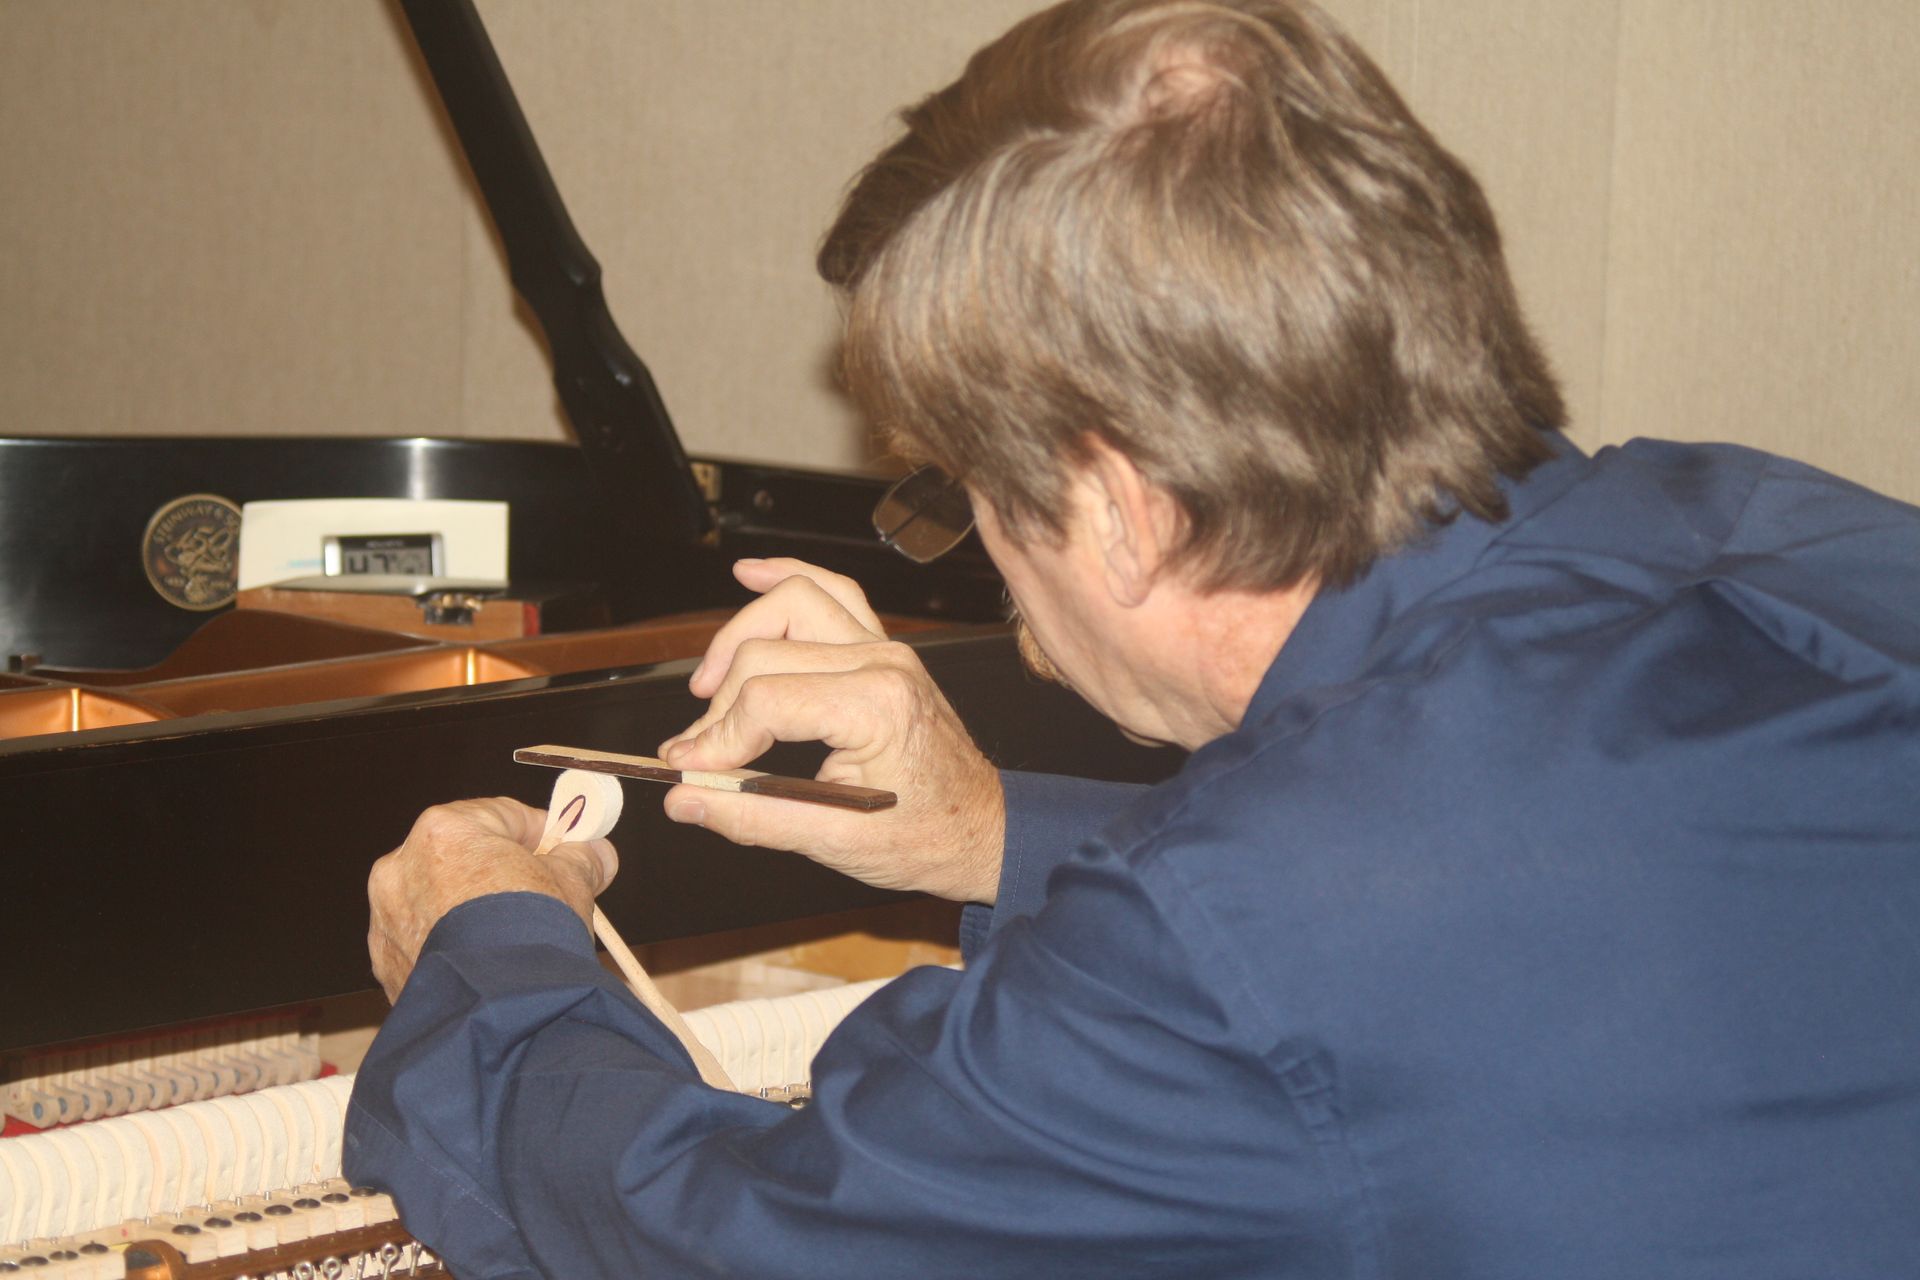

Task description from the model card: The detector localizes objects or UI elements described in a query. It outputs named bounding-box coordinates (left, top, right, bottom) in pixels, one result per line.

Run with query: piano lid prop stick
left=515, top=744, right=897, bottom=811
left=535, top=769, right=736, bottom=1092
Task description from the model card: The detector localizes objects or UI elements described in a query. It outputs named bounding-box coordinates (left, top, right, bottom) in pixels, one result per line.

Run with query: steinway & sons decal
left=142, top=494, right=242, bottom=610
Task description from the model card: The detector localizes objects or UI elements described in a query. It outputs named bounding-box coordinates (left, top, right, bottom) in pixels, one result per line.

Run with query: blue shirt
left=346, top=437, right=1920, bottom=1278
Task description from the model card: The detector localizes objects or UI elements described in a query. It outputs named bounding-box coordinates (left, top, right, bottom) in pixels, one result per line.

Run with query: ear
left=1080, top=437, right=1178, bottom=608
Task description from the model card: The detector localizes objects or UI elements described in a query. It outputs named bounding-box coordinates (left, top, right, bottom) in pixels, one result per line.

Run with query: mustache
left=1007, top=598, right=1065, bottom=687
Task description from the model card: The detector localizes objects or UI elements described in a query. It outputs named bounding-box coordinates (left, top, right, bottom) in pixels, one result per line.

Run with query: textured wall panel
left=1404, top=0, right=1622, bottom=447
left=1, top=1, right=1913, bottom=503
left=1602, top=0, right=1918, bottom=499
left=462, top=0, right=1044, bottom=466
left=0, top=1, right=468, bottom=439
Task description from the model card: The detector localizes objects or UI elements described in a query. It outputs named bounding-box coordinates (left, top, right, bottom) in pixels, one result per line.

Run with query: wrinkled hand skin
left=367, top=796, right=616, bottom=1003
left=658, top=558, right=1006, bottom=905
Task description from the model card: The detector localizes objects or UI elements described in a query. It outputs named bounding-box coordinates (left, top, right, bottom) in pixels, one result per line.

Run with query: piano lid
left=0, top=4, right=1009, bottom=669
left=395, top=0, right=712, bottom=564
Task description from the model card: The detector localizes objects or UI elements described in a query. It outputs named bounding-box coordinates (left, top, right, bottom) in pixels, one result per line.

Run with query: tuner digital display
left=322, top=532, right=444, bottom=577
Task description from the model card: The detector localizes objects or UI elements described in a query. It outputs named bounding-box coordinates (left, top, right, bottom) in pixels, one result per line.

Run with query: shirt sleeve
left=958, top=770, right=1153, bottom=958
left=345, top=858, right=1347, bottom=1279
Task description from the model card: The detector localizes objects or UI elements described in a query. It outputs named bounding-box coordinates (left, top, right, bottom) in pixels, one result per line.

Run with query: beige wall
left=2, top=0, right=1914, bottom=503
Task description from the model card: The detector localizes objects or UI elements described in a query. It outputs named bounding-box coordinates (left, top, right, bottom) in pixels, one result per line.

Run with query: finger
left=664, top=638, right=894, bottom=758
left=690, top=572, right=880, bottom=699
left=662, top=783, right=858, bottom=856
left=367, top=847, right=399, bottom=904
left=464, top=796, right=550, bottom=850
left=667, top=668, right=898, bottom=772
left=688, top=572, right=883, bottom=698
left=540, top=839, right=614, bottom=921
left=408, top=795, right=548, bottom=852
left=544, top=836, right=618, bottom=893
left=732, top=558, right=887, bottom=636
left=368, top=925, right=410, bottom=1005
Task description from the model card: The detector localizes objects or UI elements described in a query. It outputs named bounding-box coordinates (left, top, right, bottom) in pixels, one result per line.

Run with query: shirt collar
left=1243, top=432, right=1591, bottom=725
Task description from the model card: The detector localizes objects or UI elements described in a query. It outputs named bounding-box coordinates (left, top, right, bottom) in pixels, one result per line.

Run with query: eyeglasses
left=872, top=464, right=974, bottom=563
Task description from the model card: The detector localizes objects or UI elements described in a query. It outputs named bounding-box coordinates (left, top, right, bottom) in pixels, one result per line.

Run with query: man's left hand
left=366, top=797, right=616, bottom=1002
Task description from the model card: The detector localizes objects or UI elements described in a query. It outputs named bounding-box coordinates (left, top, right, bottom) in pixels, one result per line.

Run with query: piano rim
left=0, top=621, right=1013, bottom=771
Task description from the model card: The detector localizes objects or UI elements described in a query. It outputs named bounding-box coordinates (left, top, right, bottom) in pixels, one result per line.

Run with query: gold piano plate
left=0, top=608, right=955, bottom=745
left=0, top=609, right=741, bottom=743
left=0, top=684, right=172, bottom=741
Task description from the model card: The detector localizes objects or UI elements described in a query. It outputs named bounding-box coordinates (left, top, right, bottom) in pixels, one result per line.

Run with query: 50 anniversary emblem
left=142, top=494, right=242, bottom=611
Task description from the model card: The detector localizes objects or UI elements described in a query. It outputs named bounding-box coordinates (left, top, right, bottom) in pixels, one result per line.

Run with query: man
left=346, top=0, right=1920, bottom=1275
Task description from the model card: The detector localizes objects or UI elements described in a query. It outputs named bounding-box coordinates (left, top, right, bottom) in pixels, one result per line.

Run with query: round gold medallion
left=142, top=493, right=243, bottom=611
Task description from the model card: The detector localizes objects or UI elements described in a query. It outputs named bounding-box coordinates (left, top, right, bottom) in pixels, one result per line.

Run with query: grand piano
left=0, top=5, right=1172, bottom=1273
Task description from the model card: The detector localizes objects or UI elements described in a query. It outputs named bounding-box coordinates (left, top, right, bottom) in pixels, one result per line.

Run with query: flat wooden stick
left=534, top=769, right=735, bottom=1091
left=515, top=743, right=896, bottom=811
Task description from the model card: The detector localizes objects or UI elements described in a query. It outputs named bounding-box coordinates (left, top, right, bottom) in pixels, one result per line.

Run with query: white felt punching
left=541, top=768, right=625, bottom=846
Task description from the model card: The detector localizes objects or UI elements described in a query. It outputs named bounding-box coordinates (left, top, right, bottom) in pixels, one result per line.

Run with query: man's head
left=823, top=0, right=1562, bottom=594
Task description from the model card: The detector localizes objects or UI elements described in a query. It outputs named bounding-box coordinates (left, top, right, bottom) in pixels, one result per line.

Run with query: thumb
left=662, top=701, right=775, bottom=773
left=663, top=783, right=827, bottom=856
left=542, top=836, right=618, bottom=906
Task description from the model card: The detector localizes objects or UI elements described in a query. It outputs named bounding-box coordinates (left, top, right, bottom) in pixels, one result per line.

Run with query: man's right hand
left=657, top=558, right=1005, bottom=904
